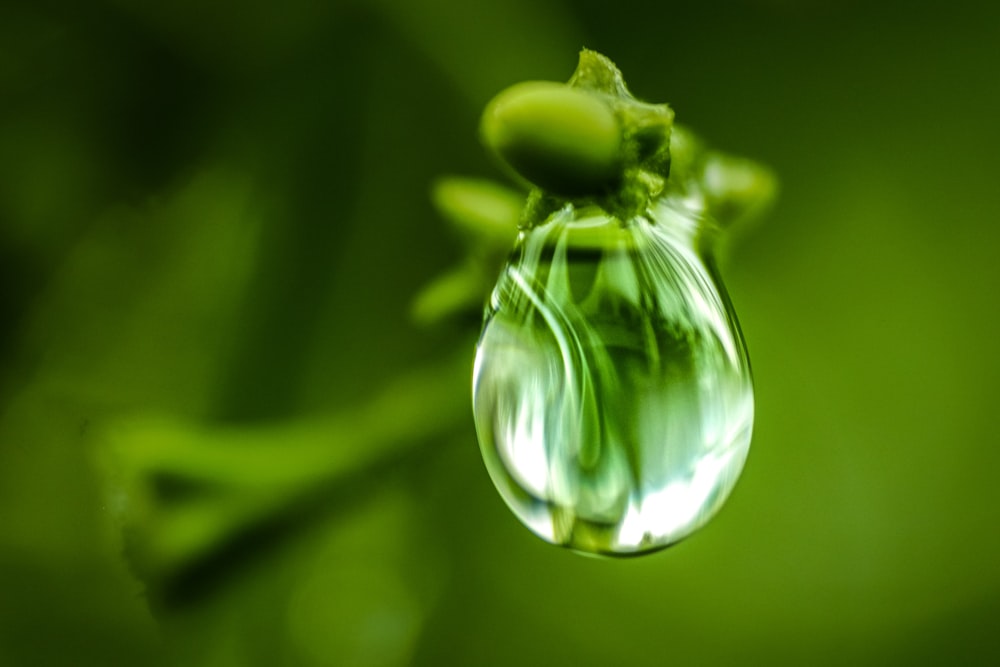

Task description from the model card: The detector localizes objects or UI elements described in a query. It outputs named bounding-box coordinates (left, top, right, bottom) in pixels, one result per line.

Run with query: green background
left=2, top=0, right=999, bottom=665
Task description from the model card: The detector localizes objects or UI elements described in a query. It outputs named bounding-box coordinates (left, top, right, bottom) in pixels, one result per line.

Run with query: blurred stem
left=100, top=352, right=472, bottom=607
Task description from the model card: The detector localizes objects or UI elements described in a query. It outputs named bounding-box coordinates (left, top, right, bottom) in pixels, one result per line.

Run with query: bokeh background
left=2, top=0, right=1000, bottom=665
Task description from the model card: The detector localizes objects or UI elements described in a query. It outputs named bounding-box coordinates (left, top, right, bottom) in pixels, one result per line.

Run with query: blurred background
left=2, top=0, right=1000, bottom=665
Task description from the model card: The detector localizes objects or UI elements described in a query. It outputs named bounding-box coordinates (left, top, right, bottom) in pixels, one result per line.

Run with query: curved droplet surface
left=473, top=200, right=753, bottom=556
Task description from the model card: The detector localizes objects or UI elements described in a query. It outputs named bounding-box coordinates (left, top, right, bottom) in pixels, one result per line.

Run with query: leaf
left=431, top=177, right=523, bottom=249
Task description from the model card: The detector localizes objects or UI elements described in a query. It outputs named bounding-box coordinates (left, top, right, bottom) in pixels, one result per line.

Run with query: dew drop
left=472, top=197, right=753, bottom=556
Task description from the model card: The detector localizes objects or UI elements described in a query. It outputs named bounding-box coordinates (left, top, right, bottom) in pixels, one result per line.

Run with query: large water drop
left=473, top=197, right=753, bottom=556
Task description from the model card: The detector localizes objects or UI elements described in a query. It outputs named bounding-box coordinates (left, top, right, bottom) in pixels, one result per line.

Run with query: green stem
left=98, top=353, right=472, bottom=606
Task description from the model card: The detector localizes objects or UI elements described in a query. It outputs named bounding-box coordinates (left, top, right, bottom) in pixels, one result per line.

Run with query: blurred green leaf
left=431, top=177, right=522, bottom=249
left=410, top=259, right=493, bottom=326
left=700, top=150, right=779, bottom=230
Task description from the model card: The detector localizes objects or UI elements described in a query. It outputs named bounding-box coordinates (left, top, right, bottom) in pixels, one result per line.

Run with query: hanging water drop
left=469, top=49, right=769, bottom=556
left=473, top=198, right=753, bottom=556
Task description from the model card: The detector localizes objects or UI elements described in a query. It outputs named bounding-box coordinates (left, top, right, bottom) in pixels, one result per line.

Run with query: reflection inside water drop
left=473, top=199, right=753, bottom=556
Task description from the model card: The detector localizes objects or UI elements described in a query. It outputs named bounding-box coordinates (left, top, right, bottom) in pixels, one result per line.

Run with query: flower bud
left=481, top=82, right=623, bottom=197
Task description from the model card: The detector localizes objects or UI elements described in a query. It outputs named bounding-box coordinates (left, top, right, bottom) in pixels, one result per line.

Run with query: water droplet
left=473, top=198, right=753, bottom=556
